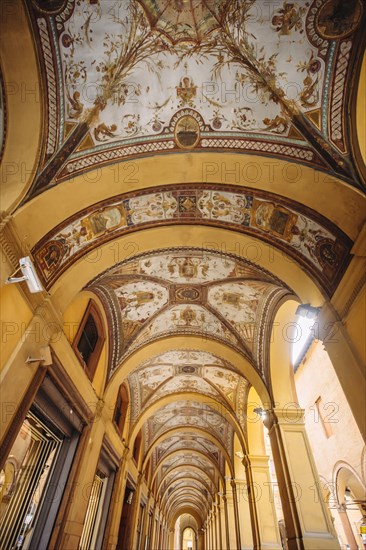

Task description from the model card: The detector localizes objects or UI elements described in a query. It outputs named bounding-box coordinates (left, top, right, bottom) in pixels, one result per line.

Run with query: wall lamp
left=253, top=407, right=268, bottom=419
left=5, top=257, right=44, bottom=294
left=295, top=304, right=320, bottom=319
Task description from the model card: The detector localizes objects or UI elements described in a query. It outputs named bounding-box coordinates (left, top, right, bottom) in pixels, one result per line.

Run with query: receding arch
left=128, top=392, right=247, bottom=456
left=162, top=487, right=211, bottom=515
left=334, top=462, right=366, bottom=504
left=156, top=464, right=217, bottom=496
left=170, top=508, right=203, bottom=528
left=160, top=476, right=215, bottom=505
left=150, top=448, right=226, bottom=489
left=105, top=336, right=270, bottom=412
left=13, top=152, right=365, bottom=243
left=43, top=227, right=325, bottom=313
left=147, top=431, right=233, bottom=483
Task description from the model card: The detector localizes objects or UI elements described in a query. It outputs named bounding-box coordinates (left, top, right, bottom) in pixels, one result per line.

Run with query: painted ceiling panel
left=128, top=349, right=238, bottom=415
left=145, top=400, right=233, bottom=450
left=25, top=0, right=365, bottom=191
left=33, top=186, right=352, bottom=295
left=127, top=303, right=241, bottom=353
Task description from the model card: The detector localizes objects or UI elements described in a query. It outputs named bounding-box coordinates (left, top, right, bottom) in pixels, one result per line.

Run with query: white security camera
left=5, top=256, right=44, bottom=294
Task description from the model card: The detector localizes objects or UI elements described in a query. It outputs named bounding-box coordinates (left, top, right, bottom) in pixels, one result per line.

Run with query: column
left=106, top=446, right=130, bottom=549
left=234, top=473, right=254, bottom=549
left=209, top=514, right=214, bottom=550
left=219, top=497, right=228, bottom=549
left=208, top=514, right=212, bottom=550
left=216, top=502, right=223, bottom=550
left=150, top=507, right=156, bottom=550
left=60, top=415, right=105, bottom=548
left=243, top=454, right=282, bottom=549
left=130, top=472, right=144, bottom=550
left=213, top=509, right=218, bottom=549
left=231, top=480, right=242, bottom=549
left=318, top=302, right=366, bottom=440
left=337, top=503, right=359, bottom=550
left=168, top=527, right=175, bottom=550
left=264, top=408, right=340, bottom=550
left=222, top=494, right=230, bottom=549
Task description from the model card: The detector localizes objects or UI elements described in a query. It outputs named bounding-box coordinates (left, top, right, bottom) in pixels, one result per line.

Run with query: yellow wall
left=0, top=285, right=33, bottom=369
left=344, top=282, right=366, bottom=365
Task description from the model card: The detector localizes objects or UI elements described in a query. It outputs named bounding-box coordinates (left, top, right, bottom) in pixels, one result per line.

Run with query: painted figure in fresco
left=289, top=221, right=337, bottom=270
left=271, top=2, right=306, bottom=35
left=93, top=123, right=118, bottom=141
left=300, top=75, right=319, bottom=108
left=263, top=114, right=289, bottom=134
left=57, top=226, right=88, bottom=258
left=220, top=291, right=259, bottom=314
left=176, top=76, right=197, bottom=106
left=43, top=243, right=62, bottom=270
left=66, top=90, right=84, bottom=119
left=179, top=258, right=198, bottom=279
left=86, top=206, right=125, bottom=236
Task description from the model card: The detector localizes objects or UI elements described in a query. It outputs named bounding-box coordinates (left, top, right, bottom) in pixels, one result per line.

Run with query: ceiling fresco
left=157, top=452, right=218, bottom=482
left=25, top=0, right=365, bottom=192
left=86, top=248, right=291, bottom=376
left=127, top=349, right=249, bottom=424
left=33, top=184, right=352, bottom=294
left=144, top=400, right=234, bottom=450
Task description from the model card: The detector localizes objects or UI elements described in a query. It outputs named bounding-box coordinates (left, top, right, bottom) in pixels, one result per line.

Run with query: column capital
left=262, top=407, right=305, bottom=429
left=246, top=454, right=270, bottom=468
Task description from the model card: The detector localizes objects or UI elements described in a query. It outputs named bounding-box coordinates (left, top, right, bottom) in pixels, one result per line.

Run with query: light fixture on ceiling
left=5, top=256, right=44, bottom=294
left=295, top=303, right=320, bottom=319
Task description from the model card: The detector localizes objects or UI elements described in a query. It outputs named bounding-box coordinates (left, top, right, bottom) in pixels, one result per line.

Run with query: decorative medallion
left=174, top=114, right=200, bottom=149
left=316, top=0, right=363, bottom=39
left=180, top=365, right=197, bottom=375
left=174, top=286, right=202, bottom=303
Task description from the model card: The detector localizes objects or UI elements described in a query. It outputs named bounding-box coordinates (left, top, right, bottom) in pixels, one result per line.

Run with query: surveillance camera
left=6, top=256, right=44, bottom=294
left=19, top=257, right=44, bottom=293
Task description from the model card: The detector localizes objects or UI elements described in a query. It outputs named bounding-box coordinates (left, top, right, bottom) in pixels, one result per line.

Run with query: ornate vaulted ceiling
left=20, top=0, right=365, bottom=196
left=2, top=0, right=365, bottom=529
